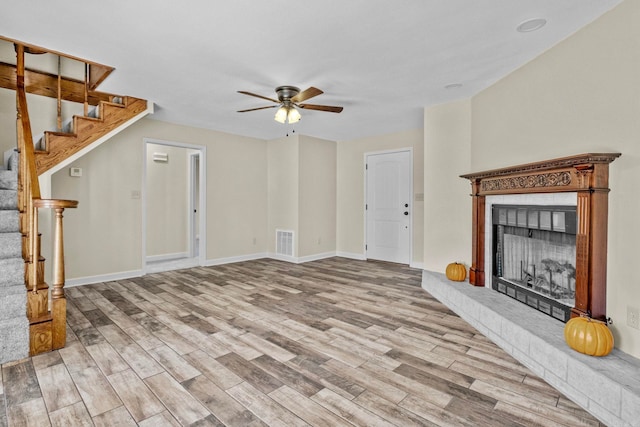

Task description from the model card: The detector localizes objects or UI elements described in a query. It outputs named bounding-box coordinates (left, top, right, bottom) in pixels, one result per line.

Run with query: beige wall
left=267, top=136, right=299, bottom=254
left=337, top=128, right=424, bottom=265
left=423, top=99, right=472, bottom=272
left=298, top=135, right=337, bottom=257
left=145, top=143, right=189, bottom=258
left=425, top=1, right=639, bottom=358
left=266, top=135, right=337, bottom=258
left=52, top=118, right=268, bottom=278
left=51, top=126, right=143, bottom=278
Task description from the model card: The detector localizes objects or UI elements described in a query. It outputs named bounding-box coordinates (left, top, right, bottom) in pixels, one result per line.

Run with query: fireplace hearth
left=461, top=153, right=620, bottom=321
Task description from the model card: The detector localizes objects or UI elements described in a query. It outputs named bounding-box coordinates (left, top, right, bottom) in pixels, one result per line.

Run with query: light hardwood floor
left=1, top=258, right=604, bottom=426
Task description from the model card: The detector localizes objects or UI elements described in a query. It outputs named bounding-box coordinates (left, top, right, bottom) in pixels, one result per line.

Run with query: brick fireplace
left=460, top=153, right=620, bottom=321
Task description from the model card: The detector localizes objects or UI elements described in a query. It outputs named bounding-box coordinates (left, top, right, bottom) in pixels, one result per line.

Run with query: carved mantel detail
left=481, top=171, right=572, bottom=192
left=460, top=153, right=621, bottom=320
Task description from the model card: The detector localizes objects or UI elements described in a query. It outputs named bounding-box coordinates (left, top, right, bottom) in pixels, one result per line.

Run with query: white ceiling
left=0, top=0, right=622, bottom=141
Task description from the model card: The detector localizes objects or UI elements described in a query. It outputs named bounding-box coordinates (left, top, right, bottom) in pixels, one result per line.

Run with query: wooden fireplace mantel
left=460, top=153, right=621, bottom=320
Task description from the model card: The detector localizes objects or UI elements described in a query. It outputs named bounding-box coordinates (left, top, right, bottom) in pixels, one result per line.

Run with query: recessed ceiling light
left=517, top=18, right=547, bottom=33
left=444, top=83, right=463, bottom=90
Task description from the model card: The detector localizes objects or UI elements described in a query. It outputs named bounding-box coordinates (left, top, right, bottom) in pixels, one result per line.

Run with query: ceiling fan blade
left=237, top=105, right=279, bottom=113
left=291, top=87, right=323, bottom=103
left=298, top=103, right=343, bottom=113
left=238, top=91, right=280, bottom=103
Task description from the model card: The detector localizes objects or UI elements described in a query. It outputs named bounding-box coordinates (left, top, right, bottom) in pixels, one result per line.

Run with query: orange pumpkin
left=445, top=262, right=467, bottom=282
left=564, top=316, right=614, bottom=357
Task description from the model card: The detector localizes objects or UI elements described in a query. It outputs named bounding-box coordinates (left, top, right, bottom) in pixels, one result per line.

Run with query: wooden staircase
left=35, top=96, right=147, bottom=175
left=2, top=37, right=149, bottom=358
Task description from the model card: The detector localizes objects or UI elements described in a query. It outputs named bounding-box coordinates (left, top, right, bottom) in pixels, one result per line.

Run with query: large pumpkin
left=445, top=262, right=467, bottom=282
left=564, top=316, right=614, bottom=357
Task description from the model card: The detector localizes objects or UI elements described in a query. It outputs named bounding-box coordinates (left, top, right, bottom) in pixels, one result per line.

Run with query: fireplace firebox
left=461, top=153, right=620, bottom=322
left=492, top=204, right=577, bottom=322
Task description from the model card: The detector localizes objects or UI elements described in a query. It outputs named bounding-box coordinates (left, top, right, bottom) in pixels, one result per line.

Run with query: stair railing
left=15, top=43, right=78, bottom=355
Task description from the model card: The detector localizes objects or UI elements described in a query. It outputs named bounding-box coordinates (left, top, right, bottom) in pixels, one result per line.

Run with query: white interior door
left=366, top=150, right=412, bottom=264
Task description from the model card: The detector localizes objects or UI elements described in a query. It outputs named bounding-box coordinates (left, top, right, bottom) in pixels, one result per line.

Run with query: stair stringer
left=36, top=98, right=153, bottom=177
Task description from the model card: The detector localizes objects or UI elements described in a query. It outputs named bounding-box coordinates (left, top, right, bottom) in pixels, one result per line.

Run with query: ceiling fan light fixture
left=287, top=107, right=301, bottom=124
left=274, top=106, right=288, bottom=123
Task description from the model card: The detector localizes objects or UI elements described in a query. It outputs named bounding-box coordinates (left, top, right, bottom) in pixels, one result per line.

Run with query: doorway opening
left=143, top=138, right=206, bottom=273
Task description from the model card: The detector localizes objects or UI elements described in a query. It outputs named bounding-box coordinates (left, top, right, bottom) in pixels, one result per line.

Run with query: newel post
left=33, top=199, right=78, bottom=350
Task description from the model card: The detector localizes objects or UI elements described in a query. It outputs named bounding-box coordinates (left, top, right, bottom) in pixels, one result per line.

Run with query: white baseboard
left=410, top=261, right=425, bottom=269
left=146, top=252, right=189, bottom=263
left=268, top=253, right=299, bottom=263
left=297, top=251, right=336, bottom=263
left=266, top=251, right=336, bottom=264
left=65, top=269, right=144, bottom=287
left=205, top=252, right=269, bottom=266
left=335, top=251, right=366, bottom=261
left=145, top=257, right=200, bottom=274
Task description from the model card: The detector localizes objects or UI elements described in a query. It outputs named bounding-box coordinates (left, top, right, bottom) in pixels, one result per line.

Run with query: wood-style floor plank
left=48, top=401, right=93, bottom=427
left=107, top=369, right=165, bottom=422
left=0, top=258, right=605, bottom=426
left=144, top=372, right=210, bottom=425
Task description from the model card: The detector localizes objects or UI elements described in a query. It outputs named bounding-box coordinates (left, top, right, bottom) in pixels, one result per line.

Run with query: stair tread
left=0, top=210, right=19, bottom=232
left=0, top=189, right=17, bottom=210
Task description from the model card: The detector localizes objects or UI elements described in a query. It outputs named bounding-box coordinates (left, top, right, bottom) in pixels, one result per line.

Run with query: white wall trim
left=268, top=253, right=299, bottom=263
left=146, top=252, right=190, bottom=263
left=336, top=251, right=366, bottom=260
left=205, top=253, right=269, bottom=267
left=297, top=251, right=336, bottom=263
left=65, top=269, right=144, bottom=287
left=410, top=261, right=424, bottom=269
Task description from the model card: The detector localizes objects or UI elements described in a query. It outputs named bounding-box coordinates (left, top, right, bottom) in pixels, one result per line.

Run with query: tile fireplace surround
left=421, top=272, right=640, bottom=427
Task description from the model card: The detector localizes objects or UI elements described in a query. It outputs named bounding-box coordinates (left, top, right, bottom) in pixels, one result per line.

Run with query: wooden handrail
left=16, top=44, right=42, bottom=294
left=15, top=42, right=79, bottom=354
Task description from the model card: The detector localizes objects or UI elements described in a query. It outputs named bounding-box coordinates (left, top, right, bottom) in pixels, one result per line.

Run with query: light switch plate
left=69, top=167, right=82, bottom=177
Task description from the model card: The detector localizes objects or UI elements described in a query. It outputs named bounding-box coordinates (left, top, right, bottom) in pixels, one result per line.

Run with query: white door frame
left=188, top=151, right=200, bottom=258
left=364, top=147, right=413, bottom=264
left=142, top=138, right=207, bottom=273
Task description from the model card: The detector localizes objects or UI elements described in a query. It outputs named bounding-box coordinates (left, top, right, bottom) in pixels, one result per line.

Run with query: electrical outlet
left=628, top=306, right=640, bottom=329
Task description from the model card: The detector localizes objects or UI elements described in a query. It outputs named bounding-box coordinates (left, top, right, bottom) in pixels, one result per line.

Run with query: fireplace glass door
left=493, top=205, right=577, bottom=322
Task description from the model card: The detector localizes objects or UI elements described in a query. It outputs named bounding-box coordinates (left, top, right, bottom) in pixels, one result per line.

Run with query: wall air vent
left=276, top=229, right=294, bottom=257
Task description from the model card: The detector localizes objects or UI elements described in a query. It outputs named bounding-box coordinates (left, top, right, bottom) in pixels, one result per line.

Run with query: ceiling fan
left=237, top=86, right=343, bottom=124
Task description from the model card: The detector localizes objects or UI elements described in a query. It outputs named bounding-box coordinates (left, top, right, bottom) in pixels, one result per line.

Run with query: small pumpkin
left=445, top=262, right=467, bottom=282
left=564, top=315, right=614, bottom=357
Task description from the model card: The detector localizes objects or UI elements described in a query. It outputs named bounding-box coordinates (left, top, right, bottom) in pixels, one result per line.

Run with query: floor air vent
left=276, top=229, right=294, bottom=257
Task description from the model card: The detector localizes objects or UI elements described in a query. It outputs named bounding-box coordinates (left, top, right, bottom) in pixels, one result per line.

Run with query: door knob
left=404, top=212, right=409, bottom=215
left=404, top=203, right=409, bottom=208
